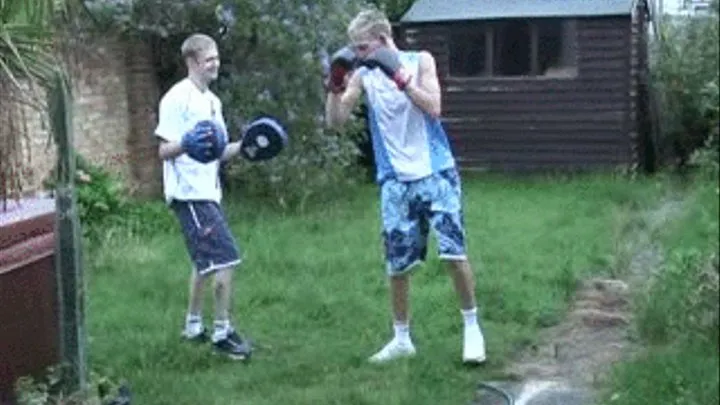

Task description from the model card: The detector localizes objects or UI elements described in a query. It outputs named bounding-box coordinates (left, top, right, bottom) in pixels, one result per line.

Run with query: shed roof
left=400, top=0, right=637, bottom=23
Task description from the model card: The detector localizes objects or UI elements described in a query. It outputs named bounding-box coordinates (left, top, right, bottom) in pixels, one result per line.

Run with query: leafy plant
left=82, top=0, right=398, bottom=211
left=636, top=247, right=719, bottom=346
left=42, top=153, right=177, bottom=240
left=650, top=2, right=720, bottom=168
left=1, top=0, right=61, bottom=209
left=14, top=364, right=130, bottom=405
left=0, top=0, right=99, bottom=210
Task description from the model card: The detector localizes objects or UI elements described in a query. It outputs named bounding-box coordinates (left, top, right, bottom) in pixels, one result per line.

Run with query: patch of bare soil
left=472, top=197, right=685, bottom=405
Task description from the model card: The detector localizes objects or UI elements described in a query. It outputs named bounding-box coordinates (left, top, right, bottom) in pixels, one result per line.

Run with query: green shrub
left=14, top=363, right=129, bottom=405
left=598, top=343, right=719, bottom=405
left=634, top=174, right=719, bottom=347
left=43, top=153, right=176, bottom=240
left=636, top=248, right=719, bottom=346
left=598, top=173, right=719, bottom=405
left=85, top=0, right=377, bottom=212
left=651, top=3, right=719, bottom=167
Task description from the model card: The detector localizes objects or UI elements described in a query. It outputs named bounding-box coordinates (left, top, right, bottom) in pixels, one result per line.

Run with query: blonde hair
left=347, top=8, right=392, bottom=42
left=180, top=33, right=217, bottom=61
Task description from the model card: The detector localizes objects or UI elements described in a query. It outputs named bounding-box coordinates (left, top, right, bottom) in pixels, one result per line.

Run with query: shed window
left=448, top=18, right=578, bottom=79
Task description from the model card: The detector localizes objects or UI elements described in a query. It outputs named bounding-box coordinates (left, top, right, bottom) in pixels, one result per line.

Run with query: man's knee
left=445, top=257, right=470, bottom=272
left=213, top=267, right=234, bottom=288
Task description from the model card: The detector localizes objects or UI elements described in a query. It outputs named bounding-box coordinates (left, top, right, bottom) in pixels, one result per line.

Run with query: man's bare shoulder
left=416, top=50, right=437, bottom=67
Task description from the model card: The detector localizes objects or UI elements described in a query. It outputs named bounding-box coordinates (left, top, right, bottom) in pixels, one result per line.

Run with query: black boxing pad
left=240, top=116, right=288, bottom=161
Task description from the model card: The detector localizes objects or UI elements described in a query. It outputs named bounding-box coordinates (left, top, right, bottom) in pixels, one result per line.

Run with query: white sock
left=393, top=321, right=411, bottom=344
left=184, top=314, right=203, bottom=336
left=212, top=319, right=231, bottom=342
left=461, top=307, right=479, bottom=329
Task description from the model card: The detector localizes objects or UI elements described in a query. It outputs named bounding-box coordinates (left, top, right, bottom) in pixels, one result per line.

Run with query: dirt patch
left=504, top=277, right=636, bottom=387
left=472, top=197, right=685, bottom=405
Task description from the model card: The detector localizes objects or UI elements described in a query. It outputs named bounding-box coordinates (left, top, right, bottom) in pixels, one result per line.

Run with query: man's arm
left=220, top=141, right=242, bottom=161
left=216, top=107, right=243, bottom=162
left=155, top=96, right=186, bottom=161
left=325, top=71, right=363, bottom=128
left=404, top=51, right=442, bottom=118
left=158, top=141, right=184, bottom=160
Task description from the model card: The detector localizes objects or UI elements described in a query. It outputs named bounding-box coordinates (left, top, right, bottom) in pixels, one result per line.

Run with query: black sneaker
left=182, top=327, right=209, bottom=344
left=213, top=330, right=252, bottom=361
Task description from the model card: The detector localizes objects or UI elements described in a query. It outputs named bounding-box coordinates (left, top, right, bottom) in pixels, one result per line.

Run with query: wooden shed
left=397, top=0, right=656, bottom=173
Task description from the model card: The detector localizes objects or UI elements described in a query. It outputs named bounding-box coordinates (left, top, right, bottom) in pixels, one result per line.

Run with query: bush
left=599, top=342, right=719, bottom=405
left=636, top=248, right=719, bottom=346
left=14, top=363, right=130, bottom=405
left=86, top=0, right=378, bottom=212
left=651, top=2, right=719, bottom=168
left=43, top=154, right=177, bottom=241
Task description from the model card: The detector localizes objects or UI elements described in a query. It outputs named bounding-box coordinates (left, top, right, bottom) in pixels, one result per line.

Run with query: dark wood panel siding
left=400, top=16, right=635, bottom=172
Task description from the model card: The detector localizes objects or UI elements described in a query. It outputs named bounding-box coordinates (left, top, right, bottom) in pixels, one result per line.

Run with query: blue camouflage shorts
left=380, top=168, right=467, bottom=276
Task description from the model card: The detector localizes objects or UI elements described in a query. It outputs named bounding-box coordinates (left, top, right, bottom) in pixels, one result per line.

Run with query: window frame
left=446, top=17, right=579, bottom=80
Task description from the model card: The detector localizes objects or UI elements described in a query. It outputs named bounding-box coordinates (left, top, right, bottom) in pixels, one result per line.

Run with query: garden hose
left=476, top=382, right=515, bottom=405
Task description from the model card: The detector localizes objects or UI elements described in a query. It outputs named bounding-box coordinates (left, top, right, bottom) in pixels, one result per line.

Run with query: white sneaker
left=462, top=325, right=486, bottom=364
left=368, top=338, right=416, bottom=363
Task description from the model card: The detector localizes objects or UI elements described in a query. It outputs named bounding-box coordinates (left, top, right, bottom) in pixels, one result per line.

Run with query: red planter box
left=0, top=198, right=59, bottom=404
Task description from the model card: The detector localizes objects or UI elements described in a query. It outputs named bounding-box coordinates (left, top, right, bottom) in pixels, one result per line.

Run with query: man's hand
left=180, top=120, right=227, bottom=164
left=325, top=70, right=363, bottom=128
left=359, top=47, right=412, bottom=90
left=326, top=46, right=358, bottom=94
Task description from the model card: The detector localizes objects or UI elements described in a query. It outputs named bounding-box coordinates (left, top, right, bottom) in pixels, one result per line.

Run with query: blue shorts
left=380, top=168, right=467, bottom=276
left=170, top=200, right=242, bottom=275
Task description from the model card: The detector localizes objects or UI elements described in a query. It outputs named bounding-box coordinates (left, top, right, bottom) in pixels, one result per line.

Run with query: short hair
left=180, top=33, right=217, bottom=61
left=347, top=8, right=392, bottom=42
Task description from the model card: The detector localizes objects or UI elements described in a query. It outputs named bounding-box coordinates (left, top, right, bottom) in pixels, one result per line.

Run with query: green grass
left=597, top=172, right=720, bottom=405
left=83, top=173, right=667, bottom=405
left=599, top=342, right=719, bottom=405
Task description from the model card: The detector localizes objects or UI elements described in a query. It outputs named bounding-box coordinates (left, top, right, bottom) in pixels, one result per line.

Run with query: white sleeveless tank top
left=359, top=50, right=456, bottom=184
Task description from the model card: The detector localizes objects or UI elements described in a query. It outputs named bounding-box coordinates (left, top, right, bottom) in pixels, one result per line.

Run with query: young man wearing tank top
left=324, top=9, right=488, bottom=365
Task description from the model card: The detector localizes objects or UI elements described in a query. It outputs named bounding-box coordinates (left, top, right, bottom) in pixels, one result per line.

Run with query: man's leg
left=446, top=258, right=476, bottom=311
left=446, top=258, right=485, bottom=363
left=432, top=169, right=486, bottom=364
left=171, top=201, right=210, bottom=342
left=197, top=202, right=251, bottom=361
left=182, top=270, right=208, bottom=341
left=369, top=271, right=418, bottom=363
left=369, top=180, right=424, bottom=363
left=206, top=264, right=251, bottom=361
left=390, top=272, right=410, bottom=324
left=176, top=200, right=249, bottom=360
left=211, top=267, right=233, bottom=340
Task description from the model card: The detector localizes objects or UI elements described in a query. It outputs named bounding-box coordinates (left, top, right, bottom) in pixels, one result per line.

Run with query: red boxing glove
left=326, top=46, right=358, bottom=94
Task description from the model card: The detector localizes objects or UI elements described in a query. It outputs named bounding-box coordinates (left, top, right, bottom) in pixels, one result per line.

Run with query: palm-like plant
left=3, top=1, right=96, bottom=393
left=0, top=0, right=82, bottom=211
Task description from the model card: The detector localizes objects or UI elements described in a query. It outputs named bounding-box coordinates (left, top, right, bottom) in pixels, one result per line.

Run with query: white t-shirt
left=154, top=78, right=229, bottom=204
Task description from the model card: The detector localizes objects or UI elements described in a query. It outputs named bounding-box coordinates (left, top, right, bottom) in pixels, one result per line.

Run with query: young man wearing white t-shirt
left=154, top=33, right=250, bottom=360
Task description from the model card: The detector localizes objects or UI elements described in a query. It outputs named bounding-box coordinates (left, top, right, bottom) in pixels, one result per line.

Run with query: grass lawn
left=597, top=172, right=720, bottom=405
left=84, top=172, right=668, bottom=405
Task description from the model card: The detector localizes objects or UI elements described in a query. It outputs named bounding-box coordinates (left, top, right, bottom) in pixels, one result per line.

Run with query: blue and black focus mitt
left=238, top=116, right=288, bottom=162
left=181, top=120, right=227, bottom=164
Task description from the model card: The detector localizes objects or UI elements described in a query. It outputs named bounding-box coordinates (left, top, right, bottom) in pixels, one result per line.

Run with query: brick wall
left=17, top=35, right=162, bottom=200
